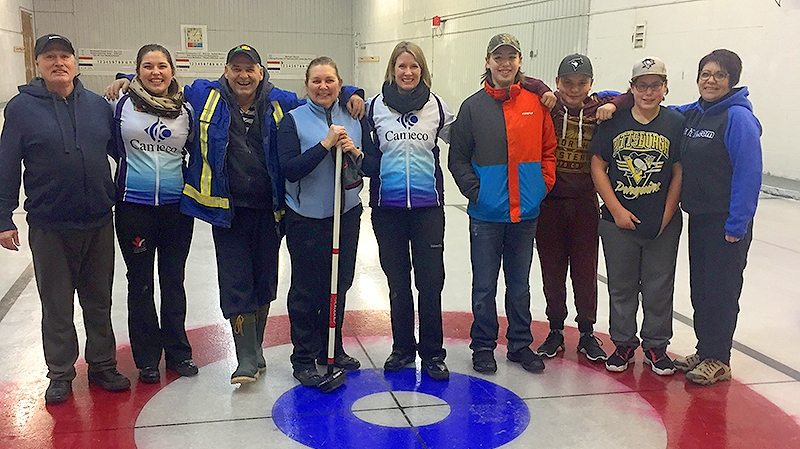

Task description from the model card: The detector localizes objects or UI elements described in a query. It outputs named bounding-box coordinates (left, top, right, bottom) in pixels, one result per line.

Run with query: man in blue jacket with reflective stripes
left=180, top=44, right=364, bottom=384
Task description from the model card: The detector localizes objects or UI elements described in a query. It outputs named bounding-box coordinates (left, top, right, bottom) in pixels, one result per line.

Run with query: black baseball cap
left=226, top=44, right=261, bottom=64
left=558, top=54, right=593, bottom=78
left=34, top=34, right=75, bottom=57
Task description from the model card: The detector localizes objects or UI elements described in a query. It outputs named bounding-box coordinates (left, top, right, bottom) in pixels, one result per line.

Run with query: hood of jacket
left=696, top=86, right=753, bottom=115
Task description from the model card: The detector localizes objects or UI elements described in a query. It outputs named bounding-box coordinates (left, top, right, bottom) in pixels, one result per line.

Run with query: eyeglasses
left=632, top=80, right=665, bottom=93
left=699, top=71, right=729, bottom=82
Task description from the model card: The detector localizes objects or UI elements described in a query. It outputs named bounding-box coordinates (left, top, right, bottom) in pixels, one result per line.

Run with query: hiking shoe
left=45, top=379, right=72, bottom=405
left=686, top=359, right=732, bottom=386
left=605, top=345, right=636, bottom=372
left=384, top=351, right=416, bottom=372
left=88, top=368, right=131, bottom=391
left=644, top=347, right=676, bottom=376
left=472, top=350, right=497, bottom=374
left=507, top=347, right=545, bottom=373
left=139, top=367, right=160, bottom=384
left=422, top=355, right=450, bottom=381
left=317, top=353, right=361, bottom=371
left=167, top=359, right=199, bottom=377
left=674, top=353, right=702, bottom=372
left=578, top=333, right=608, bottom=362
left=535, top=330, right=565, bottom=358
left=293, top=368, right=323, bottom=387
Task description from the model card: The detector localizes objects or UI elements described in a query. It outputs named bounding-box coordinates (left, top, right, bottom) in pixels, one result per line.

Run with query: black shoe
left=317, top=353, right=361, bottom=371
left=167, top=359, right=199, bottom=377
left=384, top=351, right=416, bottom=372
left=293, top=368, right=323, bottom=387
left=45, top=379, right=72, bottom=405
left=472, top=350, right=497, bottom=374
left=139, top=367, right=160, bottom=384
left=422, top=355, right=450, bottom=381
left=605, top=345, right=636, bottom=372
left=88, top=368, right=131, bottom=391
left=578, top=333, right=608, bottom=362
left=644, top=346, right=676, bottom=376
left=507, top=347, right=545, bottom=373
left=535, top=330, right=565, bottom=358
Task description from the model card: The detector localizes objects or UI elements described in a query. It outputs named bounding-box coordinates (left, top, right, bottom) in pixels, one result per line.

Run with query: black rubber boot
left=230, top=314, right=260, bottom=384
left=255, top=305, right=270, bottom=372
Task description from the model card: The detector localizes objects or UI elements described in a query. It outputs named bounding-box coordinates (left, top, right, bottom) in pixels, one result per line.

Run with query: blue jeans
left=469, top=217, right=538, bottom=353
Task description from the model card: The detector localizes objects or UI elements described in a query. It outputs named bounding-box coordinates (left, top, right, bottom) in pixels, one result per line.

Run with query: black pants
left=212, top=206, right=280, bottom=318
left=115, top=202, right=193, bottom=368
left=371, top=206, right=444, bottom=359
left=689, top=213, right=753, bottom=364
left=29, top=221, right=118, bottom=381
left=285, top=205, right=361, bottom=370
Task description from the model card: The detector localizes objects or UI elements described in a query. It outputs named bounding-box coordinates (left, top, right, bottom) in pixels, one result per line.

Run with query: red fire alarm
left=432, top=16, right=441, bottom=27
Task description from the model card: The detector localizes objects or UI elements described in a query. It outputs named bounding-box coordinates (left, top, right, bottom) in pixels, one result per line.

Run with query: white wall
left=356, top=0, right=800, bottom=181
left=353, top=0, right=592, bottom=204
left=587, top=0, right=800, bottom=180
left=0, top=0, right=33, bottom=103
left=31, top=0, right=355, bottom=96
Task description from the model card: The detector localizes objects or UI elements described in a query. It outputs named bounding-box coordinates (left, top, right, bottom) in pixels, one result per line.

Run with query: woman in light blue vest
left=277, top=56, right=376, bottom=388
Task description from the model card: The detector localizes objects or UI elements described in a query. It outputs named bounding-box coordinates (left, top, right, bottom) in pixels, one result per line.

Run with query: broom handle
left=326, top=108, right=343, bottom=368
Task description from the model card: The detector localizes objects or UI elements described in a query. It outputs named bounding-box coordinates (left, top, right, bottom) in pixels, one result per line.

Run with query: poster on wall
left=76, top=48, right=136, bottom=74
left=181, top=25, right=208, bottom=52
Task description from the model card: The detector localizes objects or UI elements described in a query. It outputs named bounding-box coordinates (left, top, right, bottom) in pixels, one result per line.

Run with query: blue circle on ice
left=272, top=369, right=529, bottom=448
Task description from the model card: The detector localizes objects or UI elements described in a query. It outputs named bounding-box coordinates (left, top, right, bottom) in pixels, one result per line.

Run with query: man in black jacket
left=0, top=34, right=130, bottom=405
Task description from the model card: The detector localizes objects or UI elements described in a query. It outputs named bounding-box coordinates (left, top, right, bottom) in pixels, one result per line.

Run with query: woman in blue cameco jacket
left=671, top=49, right=762, bottom=386
left=362, top=41, right=455, bottom=381
left=108, top=44, right=197, bottom=384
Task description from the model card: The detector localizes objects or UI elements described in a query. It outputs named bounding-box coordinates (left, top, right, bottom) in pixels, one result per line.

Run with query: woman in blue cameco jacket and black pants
left=362, top=41, right=455, bottom=380
left=108, top=44, right=197, bottom=384
left=671, top=49, right=762, bottom=386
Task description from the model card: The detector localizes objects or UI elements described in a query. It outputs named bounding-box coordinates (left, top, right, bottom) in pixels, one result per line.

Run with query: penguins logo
left=641, top=58, right=656, bottom=69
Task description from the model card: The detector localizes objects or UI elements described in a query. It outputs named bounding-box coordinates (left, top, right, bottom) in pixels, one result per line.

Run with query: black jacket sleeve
left=277, top=114, right=329, bottom=183
left=447, top=101, right=480, bottom=203
left=0, top=102, right=24, bottom=232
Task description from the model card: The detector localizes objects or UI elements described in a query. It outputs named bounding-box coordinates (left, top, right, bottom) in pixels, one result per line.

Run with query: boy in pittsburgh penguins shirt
left=589, top=57, right=684, bottom=376
left=531, top=54, right=625, bottom=363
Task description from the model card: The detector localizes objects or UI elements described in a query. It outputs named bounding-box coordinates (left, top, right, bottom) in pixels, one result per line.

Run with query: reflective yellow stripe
left=200, top=90, right=221, bottom=198
left=186, top=89, right=229, bottom=210
left=272, top=100, right=284, bottom=127
left=183, top=184, right=229, bottom=208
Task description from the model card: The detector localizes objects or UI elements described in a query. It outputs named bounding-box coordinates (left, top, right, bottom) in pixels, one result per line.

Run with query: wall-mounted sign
left=76, top=48, right=136, bottom=74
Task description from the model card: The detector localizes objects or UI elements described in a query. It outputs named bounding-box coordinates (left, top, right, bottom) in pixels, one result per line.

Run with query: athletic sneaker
left=577, top=333, right=608, bottom=362
left=605, top=345, right=636, bottom=372
left=535, top=330, right=564, bottom=358
left=674, top=353, right=702, bottom=372
left=644, top=347, right=676, bottom=376
left=686, top=359, right=732, bottom=386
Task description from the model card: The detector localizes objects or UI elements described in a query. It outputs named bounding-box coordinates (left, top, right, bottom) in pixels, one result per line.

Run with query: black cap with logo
left=558, top=54, right=593, bottom=78
left=226, top=44, right=262, bottom=65
left=34, top=34, right=75, bottom=57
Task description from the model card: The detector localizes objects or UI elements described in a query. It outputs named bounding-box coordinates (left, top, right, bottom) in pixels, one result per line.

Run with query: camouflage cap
left=486, top=33, right=521, bottom=55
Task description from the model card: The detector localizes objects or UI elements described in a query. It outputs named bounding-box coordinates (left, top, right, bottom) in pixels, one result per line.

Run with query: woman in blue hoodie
left=671, top=49, right=762, bottom=385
